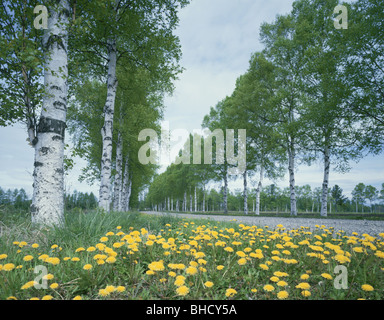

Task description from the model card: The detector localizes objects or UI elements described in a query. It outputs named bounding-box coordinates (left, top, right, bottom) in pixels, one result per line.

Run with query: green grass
left=0, top=210, right=383, bottom=300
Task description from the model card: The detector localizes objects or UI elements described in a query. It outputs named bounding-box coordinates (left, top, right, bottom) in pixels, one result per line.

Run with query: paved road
left=142, top=211, right=384, bottom=237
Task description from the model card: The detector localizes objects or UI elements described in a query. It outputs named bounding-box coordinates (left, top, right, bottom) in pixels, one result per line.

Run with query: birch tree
left=70, top=0, right=189, bottom=212
left=0, top=0, right=71, bottom=226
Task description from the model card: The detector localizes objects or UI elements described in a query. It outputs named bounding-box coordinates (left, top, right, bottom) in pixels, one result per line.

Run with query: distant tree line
left=143, top=182, right=384, bottom=214
left=0, top=187, right=97, bottom=212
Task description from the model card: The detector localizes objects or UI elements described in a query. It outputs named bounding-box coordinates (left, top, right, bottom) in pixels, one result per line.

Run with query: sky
left=0, top=0, right=383, bottom=200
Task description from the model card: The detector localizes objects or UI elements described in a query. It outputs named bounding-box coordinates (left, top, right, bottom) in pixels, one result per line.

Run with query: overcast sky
left=0, top=0, right=383, bottom=199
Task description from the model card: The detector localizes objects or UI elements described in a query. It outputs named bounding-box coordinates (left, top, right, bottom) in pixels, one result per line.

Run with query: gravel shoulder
left=142, top=211, right=384, bottom=237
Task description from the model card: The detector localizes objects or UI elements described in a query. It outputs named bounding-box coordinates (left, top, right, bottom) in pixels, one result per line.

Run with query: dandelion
left=263, top=285, right=275, bottom=292
left=296, top=283, right=311, bottom=290
left=106, top=256, right=116, bottom=264
left=105, top=285, right=115, bottom=293
left=361, top=284, right=374, bottom=292
left=42, top=295, right=53, bottom=300
left=321, top=273, right=333, bottom=280
left=277, top=291, right=289, bottom=300
left=116, top=286, right=126, bottom=293
left=259, top=264, right=269, bottom=270
left=99, top=289, right=110, bottom=297
left=176, top=286, right=190, bottom=296
left=174, top=277, right=186, bottom=287
left=71, top=257, right=80, bottom=262
left=148, top=261, right=165, bottom=271
left=217, top=265, right=224, bottom=270
left=277, top=281, right=288, bottom=287
left=50, top=283, right=59, bottom=289
left=3, top=263, right=15, bottom=271
left=73, top=296, right=82, bottom=300
left=270, top=276, right=280, bottom=283
left=83, top=264, right=93, bottom=270
left=43, top=274, right=54, bottom=280
left=31, top=243, right=39, bottom=249
left=0, top=254, right=7, bottom=260
left=300, top=274, right=310, bottom=280
left=23, top=255, right=33, bottom=262
left=186, top=266, right=198, bottom=275
left=225, top=288, right=237, bottom=298
left=75, top=247, right=85, bottom=253
left=21, top=281, right=37, bottom=290
left=204, top=281, right=214, bottom=288
left=100, top=237, right=108, bottom=243
left=237, top=258, right=247, bottom=266
left=301, top=290, right=311, bottom=297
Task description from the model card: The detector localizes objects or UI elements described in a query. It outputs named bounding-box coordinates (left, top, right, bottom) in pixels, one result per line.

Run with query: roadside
left=142, top=211, right=384, bottom=237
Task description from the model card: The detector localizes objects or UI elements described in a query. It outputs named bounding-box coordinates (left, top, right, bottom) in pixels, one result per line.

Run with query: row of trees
left=0, top=187, right=97, bottom=212
left=146, top=0, right=383, bottom=217
left=0, top=0, right=190, bottom=225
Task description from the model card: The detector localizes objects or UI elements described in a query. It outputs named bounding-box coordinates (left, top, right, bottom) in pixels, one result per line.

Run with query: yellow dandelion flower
left=21, top=281, right=37, bottom=290
left=277, top=291, right=289, bottom=300
left=176, top=286, right=190, bottom=296
left=186, top=266, right=198, bottom=275
left=296, top=282, right=311, bottom=290
left=50, top=283, right=59, bottom=289
left=73, top=296, right=82, bottom=300
left=116, top=286, right=126, bottom=293
left=301, top=290, right=311, bottom=297
left=204, top=281, right=214, bottom=288
left=361, top=284, right=374, bottom=292
left=263, top=284, right=275, bottom=292
left=3, top=263, right=15, bottom=271
left=42, top=295, right=53, bottom=300
left=237, top=258, right=247, bottom=266
left=98, top=289, right=110, bottom=297
left=277, top=281, right=288, bottom=287
left=106, top=256, right=116, bottom=264
left=23, top=255, right=33, bottom=262
left=83, top=264, right=93, bottom=270
left=321, top=273, right=333, bottom=280
left=75, top=247, right=85, bottom=253
left=217, top=265, right=224, bottom=270
left=105, top=285, right=115, bottom=293
left=300, top=274, right=310, bottom=280
left=259, top=264, right=269, bottom=270
left=225, top=288, right=237, bottom=297
left=31, top=243, right=39, bottom=249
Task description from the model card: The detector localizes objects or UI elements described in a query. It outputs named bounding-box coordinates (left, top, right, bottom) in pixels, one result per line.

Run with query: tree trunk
left=288, top=146, right=297, bottom=216
left=320, top=144, right=330, bottom=217
left=31, top=0, right=70, bottom=227
left=255, top=166, right=264, bottom=216
left=194, top=187, right=197, bottom=212
left=243, top=170, right=248, bottom=215
left=113, top=131, right=123, bottom=212
left=223, top=167, right=228, bottom=214
left=98, top=37, right=118, bottom=212
left=202, top=185, right=206, bottom=213
left=183, top=191, right=187, bottom=212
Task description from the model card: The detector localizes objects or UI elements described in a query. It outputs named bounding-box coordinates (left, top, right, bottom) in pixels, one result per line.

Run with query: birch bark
left=98, top=39, right=118, bottom=212
left=320, top=144, right=331, bottom=217
left=31, top=0, right=70, bottom=226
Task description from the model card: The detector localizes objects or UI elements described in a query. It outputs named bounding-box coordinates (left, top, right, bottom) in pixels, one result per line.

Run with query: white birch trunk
left=31, top=0, right=69, bottom=227
left=320, top=144, right=330, bottom=217
left=243, top=170, right=248, bottom=215
left=255, top=166, right=264, bottom=216
left=223, top=167, right=228, bottom=214
left=184, top=191, right=187, bottom=212
left=194, top=187, right=197, bottom=212
left=98, top=38, right=118, bottom=212
left=113, top=131, right=123, bottom=212
left=121, top=157, right=130, bottom=212
left=288, top=146, right=297, bottom=216
left=202, top=185, right=206, bottom=213
left=190, top=192, right=193, bottom=212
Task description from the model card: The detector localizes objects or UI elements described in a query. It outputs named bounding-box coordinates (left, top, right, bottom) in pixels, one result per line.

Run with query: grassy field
left=0, top=210, right=383, bottom=300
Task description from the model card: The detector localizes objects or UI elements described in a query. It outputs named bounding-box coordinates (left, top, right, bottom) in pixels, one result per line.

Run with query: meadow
left=0, top=210, right=383, bottom=300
